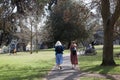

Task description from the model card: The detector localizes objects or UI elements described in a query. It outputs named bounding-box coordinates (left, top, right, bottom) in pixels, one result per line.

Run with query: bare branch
left=111, top=0, right=120, bottom=26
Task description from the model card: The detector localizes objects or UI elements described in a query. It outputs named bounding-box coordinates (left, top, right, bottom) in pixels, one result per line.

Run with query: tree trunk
left=36, top=29, right=38, bottom=53
left=101, top=20, right=116, bottom=66
left=30, top=22, right=33, bottom=54
left=100, top=0, right=119, bottom=66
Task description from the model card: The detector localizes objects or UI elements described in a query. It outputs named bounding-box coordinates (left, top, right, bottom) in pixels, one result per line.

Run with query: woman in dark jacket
left=55, top=41, right=64, bottom=70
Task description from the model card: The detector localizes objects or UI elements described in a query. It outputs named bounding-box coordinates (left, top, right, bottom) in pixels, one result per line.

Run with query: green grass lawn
left=0, top=50, right=55, bottom=80
left=79, top=45, right=120, bottom=80
left=0, top=45, right=120, bottom=80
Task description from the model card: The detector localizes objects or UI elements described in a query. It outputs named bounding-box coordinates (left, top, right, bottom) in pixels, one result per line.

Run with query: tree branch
left=111, top=0, right=120, bottom=26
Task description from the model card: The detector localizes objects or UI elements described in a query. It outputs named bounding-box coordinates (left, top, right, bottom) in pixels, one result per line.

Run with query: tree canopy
left=43, top=0, right=95, bottom=45
left=0, top=0, right=47, bottom=45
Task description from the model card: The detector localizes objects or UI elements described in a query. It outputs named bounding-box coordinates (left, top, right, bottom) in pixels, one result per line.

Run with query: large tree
left=44, top=0, right=93, bottom=45
left=0, top=0, right=47, bottom=46
left=101, top=0, right=120, bottom=66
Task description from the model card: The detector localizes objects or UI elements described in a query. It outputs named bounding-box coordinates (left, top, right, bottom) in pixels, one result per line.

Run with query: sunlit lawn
left=0, top=45, right=120, bottom=80
left=0, top=50, right=55, bottom=80
left=79, top=45, right=120, bottom=80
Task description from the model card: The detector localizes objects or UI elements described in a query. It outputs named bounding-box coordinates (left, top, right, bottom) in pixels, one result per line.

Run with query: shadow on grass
left=81, top=65, right=119, bottom=74
left=0, top=64, right=53, bottom=80
left=81, top=65, right=120, bottom=80
left=0, top=68, right=51, bottom=80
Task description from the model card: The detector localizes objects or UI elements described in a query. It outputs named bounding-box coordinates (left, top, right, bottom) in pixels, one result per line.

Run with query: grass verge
left=0, top=50, right=55, bottom=80
left=79, top=45, right=120, bottom=80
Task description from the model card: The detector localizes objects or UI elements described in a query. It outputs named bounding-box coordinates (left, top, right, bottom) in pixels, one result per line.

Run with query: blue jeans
left=56, top=54, right=63, bottom=65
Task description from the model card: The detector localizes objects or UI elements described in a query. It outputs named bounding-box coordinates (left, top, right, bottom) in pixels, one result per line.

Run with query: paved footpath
left=44, top=53, right=81, bottom=80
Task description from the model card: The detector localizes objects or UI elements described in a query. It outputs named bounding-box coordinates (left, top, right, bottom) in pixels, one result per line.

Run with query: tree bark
left=101, top=0, right=116, bottom=66
left=101, top=0, right=120, bottom=66
left=30, top=21, right=33, bottom=54
left=101, top=20, right=116, bottom=66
